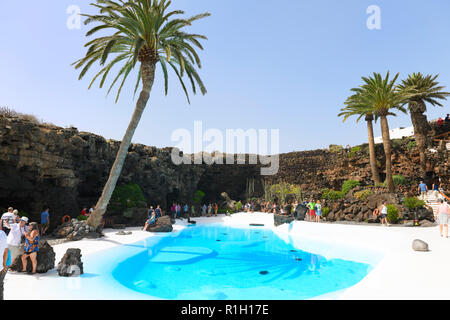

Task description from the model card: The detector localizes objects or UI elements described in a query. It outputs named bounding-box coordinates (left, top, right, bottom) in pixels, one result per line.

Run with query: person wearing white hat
left=5, top=217, right=28, bottom=264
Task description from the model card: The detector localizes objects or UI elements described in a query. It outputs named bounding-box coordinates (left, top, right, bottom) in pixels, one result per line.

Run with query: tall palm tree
left=73, top=0, right=210, bottom=228
left=398, top=73, right=449, bottom=178
left=355, top=72, right=410, bottom=193
left=338, top=94, right=381, bottom=184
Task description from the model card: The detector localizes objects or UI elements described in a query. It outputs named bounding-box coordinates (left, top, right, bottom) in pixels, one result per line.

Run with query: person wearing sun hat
left=5, top=216, right=28, bottom=265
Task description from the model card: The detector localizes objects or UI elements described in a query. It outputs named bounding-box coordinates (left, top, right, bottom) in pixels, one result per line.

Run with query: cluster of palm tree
left=339, top=72, right=449, bottom=193
left=73, top=0, right=210, bottom=228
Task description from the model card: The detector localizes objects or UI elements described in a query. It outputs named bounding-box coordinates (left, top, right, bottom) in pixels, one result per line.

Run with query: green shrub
left=348, top=146, right=362, bottom=158
left=387, top=205, right=399, bottom=224
left=391, top=139, right=404, bottom=151
left=329, top=145, right=343, bottom=153
left=354, top=189, right=373, bottom=200
left=110, top=183, right=146, bottom=212
left=392, top=175, right=408, bottom=186
left=341, top=180, right=360, bottom=195
left=77, top=215, right=88, bottom=221
left=407, top=141, right=416, bottom=151
left=236, top=201, right=243, bottom=212
left=402, top=197, right=426, bottom=210
left=322, top=207, right=330, bottom=217
left=322, top=188, right=345, bottom=200
left=193, top=190, right=206, bottom=204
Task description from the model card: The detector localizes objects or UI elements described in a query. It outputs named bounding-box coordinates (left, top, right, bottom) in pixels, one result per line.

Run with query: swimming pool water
left=112, top=225, right=372, bottom=300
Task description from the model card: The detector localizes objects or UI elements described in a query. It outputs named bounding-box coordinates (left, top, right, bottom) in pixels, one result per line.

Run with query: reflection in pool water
left=112, top=225, right=373, bottom=300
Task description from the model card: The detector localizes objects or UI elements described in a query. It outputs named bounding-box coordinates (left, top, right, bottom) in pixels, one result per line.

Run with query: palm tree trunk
left=366, top=118, right=381, bottom=184
left=87, top=61, right=156, bottom=228
left=380, top=116, right=394, bottom=193
left=409, top=100, right=430, bottom=179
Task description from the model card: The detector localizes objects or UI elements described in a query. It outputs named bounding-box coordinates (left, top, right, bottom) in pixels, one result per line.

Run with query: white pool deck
left=4, top=212, right=450, bottom=300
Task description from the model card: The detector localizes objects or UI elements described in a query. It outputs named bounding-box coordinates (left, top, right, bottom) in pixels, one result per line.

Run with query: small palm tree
left=398, top=73, right=449, bottom=178
left=73, top=0, right=210, bottom=228
left=339, top=92, right=381, bottom=184
left=354, top=72, right=411, bottom=192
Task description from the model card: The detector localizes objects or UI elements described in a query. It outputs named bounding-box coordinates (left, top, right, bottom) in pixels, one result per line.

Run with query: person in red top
left=437, top=117, right=444, bottom=127
left=81, top=208, right=88, bottom=216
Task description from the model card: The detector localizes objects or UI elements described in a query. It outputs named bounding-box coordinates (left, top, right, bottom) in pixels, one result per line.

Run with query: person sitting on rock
left=81, top=207, right=88, bottom=217
left=143, top=210, right=156, bottom=232
left=21, top=222, right=39, bottom=274
left=373, top=207, right=380, bottom=218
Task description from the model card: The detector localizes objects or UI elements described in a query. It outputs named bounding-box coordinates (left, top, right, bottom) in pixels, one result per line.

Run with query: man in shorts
left=6, top=217, right=28, bottom=264
left=380, top=201, right=390, bottom=227
left=308, top=200, right=316, bottom=222
left=40, top=208, right=50, bottom=235
left=418, top=181, right=428, bottom=200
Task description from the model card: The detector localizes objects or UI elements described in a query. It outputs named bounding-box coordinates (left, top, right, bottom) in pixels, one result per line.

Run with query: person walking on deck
left=418, top=181, right=428, bottom=201
left=437, top=199, right=450, bottom=238
left=40, top=208, right=50, bottom=236
left=380, top=201, right=390, bottom=227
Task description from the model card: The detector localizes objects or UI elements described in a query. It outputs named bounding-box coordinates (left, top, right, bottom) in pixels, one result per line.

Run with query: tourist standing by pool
left=380, top=201, right=390, bottom=227
left=437, top=199, right=450, bottom=238
left=171, top=204, right=176, bottom=219
left=21, top=222, right=39, bottom=274
left=1, top=207, right=15, bottom=236
left=176, top=204, right=181, bottom=219
left=191, top=205, right=196, bottom=217
left=155, top=205, right=161, bottom=219
left=315, top=200, right=322, bottom=223
left=0, top=221, right=8, bottom=300
left=5, top=217, right=28, bottom=265
left=40, top=208, right=50, bottom=235
left=183, top=204, right=189, bottom=218
left=418, top=181, right=428, bottom=200
left=12, top=210, right=20, bottom=224
left=214, top=203, right=218, bottom=216
left=308, top=200, right=316, bottom=222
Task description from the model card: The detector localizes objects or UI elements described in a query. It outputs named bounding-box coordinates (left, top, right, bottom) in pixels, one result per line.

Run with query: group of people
left=80, top=205, right=95, bottom=217
left=436, top=114, right=450, bottom=127
left=0, top=207, right=42, bottom=299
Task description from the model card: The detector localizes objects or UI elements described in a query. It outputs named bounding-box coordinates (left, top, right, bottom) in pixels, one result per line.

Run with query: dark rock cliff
left=0, top=115, right=448, bottom=228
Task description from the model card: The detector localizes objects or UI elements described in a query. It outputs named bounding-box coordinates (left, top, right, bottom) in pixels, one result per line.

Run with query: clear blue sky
left=1, top=0, right=449, bottom=153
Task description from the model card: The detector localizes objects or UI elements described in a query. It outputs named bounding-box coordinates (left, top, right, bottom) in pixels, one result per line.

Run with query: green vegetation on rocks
left=193, top=190, right=206, bottom=204
left=109, top=183, right=146, bottom=212
left=354, top=189, right=373, bottom=200
left=387, top=205, right=399, bottom=223
left=402, top=197, right=426, bottom=210
left=341, top=180, right=360, bottom=195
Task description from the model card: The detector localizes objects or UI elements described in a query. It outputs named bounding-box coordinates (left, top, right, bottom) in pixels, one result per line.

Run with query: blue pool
left=111, top=225, right=373, bottom=300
